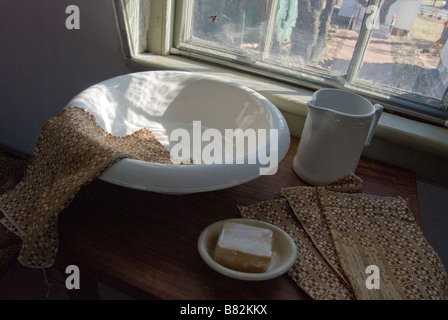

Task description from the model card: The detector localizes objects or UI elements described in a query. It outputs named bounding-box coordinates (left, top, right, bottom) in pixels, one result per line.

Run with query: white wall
left=394, top=0, right=422, bottom=31
left=338, top=0, right=420, bottom=28
left=0, top=0, right=129, bottom=154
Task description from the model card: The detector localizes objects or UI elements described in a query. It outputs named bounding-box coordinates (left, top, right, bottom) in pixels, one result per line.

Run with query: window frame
left=171, top=0, right=448, bottom=126
left=115, top=0, right=448, bottom=126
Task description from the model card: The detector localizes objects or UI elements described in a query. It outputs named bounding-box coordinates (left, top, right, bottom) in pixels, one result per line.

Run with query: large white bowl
left=66, top=71, right=290, bottom=194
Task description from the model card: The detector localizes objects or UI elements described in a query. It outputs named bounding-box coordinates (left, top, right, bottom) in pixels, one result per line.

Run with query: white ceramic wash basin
left=66, top=71, right=290, bottom=194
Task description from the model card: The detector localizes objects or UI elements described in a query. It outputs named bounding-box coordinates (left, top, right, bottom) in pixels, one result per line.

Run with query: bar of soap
left=214, top=221, right=273, bottom=273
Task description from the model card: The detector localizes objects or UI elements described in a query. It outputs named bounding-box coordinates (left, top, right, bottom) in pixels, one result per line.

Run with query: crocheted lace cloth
left=239, top=175, right=448, bottom=300
left=0, top=106, right=173, bottom=268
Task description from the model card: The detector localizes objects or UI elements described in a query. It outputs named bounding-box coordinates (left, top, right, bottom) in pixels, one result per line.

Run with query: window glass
left=357, top=0, right=447, bottom=100
left=268, top=0, right=359, bottom=76
left=191, top=0, right=269, bottom=54
left=177, top=0, right=448, bottom=121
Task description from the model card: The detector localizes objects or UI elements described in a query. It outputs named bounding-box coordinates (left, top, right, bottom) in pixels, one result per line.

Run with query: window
left=115, top=0, right=448, bottom=126
left=170, top=0, right=448, bottom=125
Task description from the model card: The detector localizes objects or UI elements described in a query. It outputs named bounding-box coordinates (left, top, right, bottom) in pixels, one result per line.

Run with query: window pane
left=267, top=0, right=360, bottom=76
left=357, top=0, right=447, bottom=100
left=191, top=0, right=269, bottom=53
left=177, top=0, right=448, bottom=119
left=187, top=0, right=364, bottom=76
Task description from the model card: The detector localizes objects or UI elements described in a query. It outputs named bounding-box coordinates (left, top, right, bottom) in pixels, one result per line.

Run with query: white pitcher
left=293, top=88, right=383, bottom=186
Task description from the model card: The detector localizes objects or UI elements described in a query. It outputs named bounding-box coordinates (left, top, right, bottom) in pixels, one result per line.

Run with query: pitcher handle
left=365, top=104, right=384, bottom=146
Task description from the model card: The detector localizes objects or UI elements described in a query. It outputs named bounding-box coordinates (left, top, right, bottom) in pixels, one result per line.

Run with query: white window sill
left=126, top=53, right=448, bottom=185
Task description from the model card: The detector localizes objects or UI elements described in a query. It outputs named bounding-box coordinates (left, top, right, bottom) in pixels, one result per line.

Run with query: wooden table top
left=56, top=137, right=420, bottom=300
